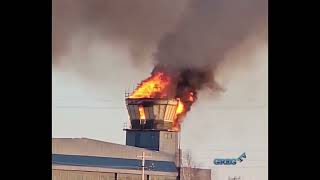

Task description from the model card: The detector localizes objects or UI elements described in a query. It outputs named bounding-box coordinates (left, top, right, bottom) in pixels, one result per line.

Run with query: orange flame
left=176, top=99, right=184, bottom=116
left=129, top=71, right=194, bottom=131
left=129, top=72, right=170, bottom=99
left=172, top=98, right=185, bottom=130
left=138, top=105, right=146, bottom=119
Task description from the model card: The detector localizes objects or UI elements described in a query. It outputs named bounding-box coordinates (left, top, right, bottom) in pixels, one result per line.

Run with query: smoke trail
left=52, top=0, right=189, bottom=64
left=150, top=0, right=267, bottom=121
left=53, top=0, right=267, bottom=110
left=155, top=0, right=267, bottom=69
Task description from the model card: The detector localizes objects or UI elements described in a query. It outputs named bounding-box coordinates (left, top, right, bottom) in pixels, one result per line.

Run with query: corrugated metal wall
left=52, top=170, right=176, bottom=180
left=52, top=170, right=115, bottom=180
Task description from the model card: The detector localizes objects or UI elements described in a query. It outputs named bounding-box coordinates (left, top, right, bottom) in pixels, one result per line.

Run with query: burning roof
left=127, top=70, right=196, bottom=131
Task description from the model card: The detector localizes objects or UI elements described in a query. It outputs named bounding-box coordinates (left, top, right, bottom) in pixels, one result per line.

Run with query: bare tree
left=181, top=150, right=197, bottom=180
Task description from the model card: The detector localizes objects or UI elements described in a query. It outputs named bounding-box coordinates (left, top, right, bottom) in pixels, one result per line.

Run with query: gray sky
left=52, top=37, right=267, bottom=180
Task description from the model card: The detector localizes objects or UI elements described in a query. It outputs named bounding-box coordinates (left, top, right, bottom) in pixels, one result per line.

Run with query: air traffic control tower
left=124, top=97, right=180, bottom=156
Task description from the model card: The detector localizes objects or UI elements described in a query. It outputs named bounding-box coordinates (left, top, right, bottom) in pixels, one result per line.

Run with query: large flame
left=129, top=72, right=170, bottom=99
left=129, top=71, right=196, bottom=131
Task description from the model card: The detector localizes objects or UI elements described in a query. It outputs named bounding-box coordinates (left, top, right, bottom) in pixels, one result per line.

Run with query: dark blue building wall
left=126, top=131, right=160, bottom=151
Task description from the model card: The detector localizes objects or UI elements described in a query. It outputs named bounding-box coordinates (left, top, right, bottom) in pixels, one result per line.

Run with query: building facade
left=52, top=98, right=211, bottom=180
left=52, top=138, right=178, bottom=180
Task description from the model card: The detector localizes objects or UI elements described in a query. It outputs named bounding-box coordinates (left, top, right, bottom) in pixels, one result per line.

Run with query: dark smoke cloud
left=155, top=0, right=267, bottom=69
left=52, top=0, right=189, bottom=64
left=53, top=0, right=267, bottom=78
left=53, top=0, right=267, bottom=121
left=150, top=0, right=267, bottom=119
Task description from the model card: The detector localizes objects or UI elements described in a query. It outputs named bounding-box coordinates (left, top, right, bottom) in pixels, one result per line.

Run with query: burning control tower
left=124, top=97, right=180, bottom=155
left=126, top=98, right=179, bottom=130
left=124, top=72, right=183, bottom=155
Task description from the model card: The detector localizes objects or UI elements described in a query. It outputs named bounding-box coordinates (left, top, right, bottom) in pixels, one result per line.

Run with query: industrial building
left=52, top=97, right=211, bottom=180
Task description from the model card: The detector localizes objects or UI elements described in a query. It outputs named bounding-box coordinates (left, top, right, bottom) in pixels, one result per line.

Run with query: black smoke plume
left=150, top=0, right=267, bottom=116
left=53, top=0, right=267, bottom=119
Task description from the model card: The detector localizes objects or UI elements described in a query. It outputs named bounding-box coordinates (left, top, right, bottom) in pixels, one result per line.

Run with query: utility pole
left=137, top=152, right=151, bottom=180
